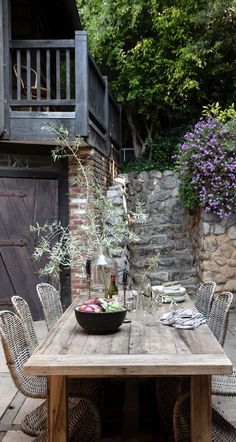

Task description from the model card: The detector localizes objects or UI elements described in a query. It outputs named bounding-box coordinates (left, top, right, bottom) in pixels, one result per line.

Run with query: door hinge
left=0, top=240, right=27, bottom=246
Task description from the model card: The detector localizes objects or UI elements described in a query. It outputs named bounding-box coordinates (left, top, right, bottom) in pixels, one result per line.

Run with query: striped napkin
left=159, top=308, right=206, bottom=329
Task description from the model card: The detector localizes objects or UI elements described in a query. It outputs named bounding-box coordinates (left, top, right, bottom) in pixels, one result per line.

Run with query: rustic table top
left=24, top=294, right=232, bottom=378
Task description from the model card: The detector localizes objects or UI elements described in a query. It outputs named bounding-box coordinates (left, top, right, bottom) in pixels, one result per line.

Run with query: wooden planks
left=24, top=353, right=232, bottom=377
left=0, top=177, right=58, bottom=319
left=24, top=295, right=232, bottom=377
left=23, top=295, right=233, bottom=442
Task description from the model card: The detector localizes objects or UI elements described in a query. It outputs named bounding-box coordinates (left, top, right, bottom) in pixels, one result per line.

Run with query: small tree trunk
left=126, top=113, right=145, bottom=159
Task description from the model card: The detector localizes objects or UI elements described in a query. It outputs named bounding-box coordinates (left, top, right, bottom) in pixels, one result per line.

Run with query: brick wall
left=68, top=146, right=120, bottom=299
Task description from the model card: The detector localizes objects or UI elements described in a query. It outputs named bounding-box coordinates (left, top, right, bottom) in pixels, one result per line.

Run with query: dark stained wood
left=0, top=2, right=4, bottom=136
left=10, top=40, right=75, bottom=49
left=2, top=0, right=10, bottom=139
left=75, top=31, right=89, bottom=137
left=0, top=240, right=27, bottom=246
left=5, top=32, right=122, bottom=154
left=0, top=176, right=59, bottom=320
left=10, top=113, right=76, bottom=141
left=0, top=189, right=27, bottom=196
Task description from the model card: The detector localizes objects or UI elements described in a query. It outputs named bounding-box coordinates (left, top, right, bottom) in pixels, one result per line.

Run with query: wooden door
left=0, top=2, right=4, bottom=136
left=0, top=177, right=58, bottom=319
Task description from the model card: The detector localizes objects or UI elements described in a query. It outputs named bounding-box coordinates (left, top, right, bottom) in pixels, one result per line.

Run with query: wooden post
left=47, top=375, right=68, bottom=442
left=2, top=0, right=11, bottom=138
left=103, top=75, right=110, bottom=155
left=0, top=0, right=4, bottom=136
left=74, top=31, right=89, bottom=138
left=118, top=104, right=122, bottom=163
left=191, top=375, right=212, bottom=442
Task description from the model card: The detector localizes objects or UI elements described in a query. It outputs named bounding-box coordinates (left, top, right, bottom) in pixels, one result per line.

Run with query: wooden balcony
left=3, top=31, right=122, bottom=162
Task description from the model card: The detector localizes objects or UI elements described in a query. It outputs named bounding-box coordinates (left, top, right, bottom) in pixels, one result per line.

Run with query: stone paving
left=0, top=310, right=236, bottom=441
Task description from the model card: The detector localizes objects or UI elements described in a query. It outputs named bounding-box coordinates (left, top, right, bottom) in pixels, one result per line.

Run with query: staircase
left=126, top=170, right=198, bottom=293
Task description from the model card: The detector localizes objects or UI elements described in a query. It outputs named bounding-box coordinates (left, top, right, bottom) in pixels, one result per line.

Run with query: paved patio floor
left=0, top=309, right=236, bottom=441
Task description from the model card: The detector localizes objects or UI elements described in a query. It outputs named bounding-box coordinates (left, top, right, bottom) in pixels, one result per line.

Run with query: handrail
left=9, top=32, right=122, bottom=150
left=10, top=40, right=75, bottom=48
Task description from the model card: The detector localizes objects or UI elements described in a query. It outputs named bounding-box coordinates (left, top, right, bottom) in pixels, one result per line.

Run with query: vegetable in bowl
left=75, top=297, right=127, bottom=334
left=78, top=297, right=124, bottom=313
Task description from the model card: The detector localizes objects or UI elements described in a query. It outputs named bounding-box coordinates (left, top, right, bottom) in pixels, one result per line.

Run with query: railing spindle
left=36, top=49, right=41, bottom=99
left=16, top=50, right=21, bottom=100
left=56, top=49, right=61, bottom=100
left=46, top=49, right=51, bottom=100
left=66, top=49, right=70, bottom=100
left=26, top=50, right=31, bottom=100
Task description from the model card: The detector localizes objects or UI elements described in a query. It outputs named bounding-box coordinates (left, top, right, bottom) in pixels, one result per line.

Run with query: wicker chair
left=0, top=310, right=101, bottom=440
left=194, top=280, right=216, bottom=319
left=36, top=284, right=103, bottom=402
left=173, top=392, right=236, bottom=442
left=156, top=377, right=189, bottom=440
left=36, top=282, right=63, bottom=330
left=11, top=295, right=39, bottom=351
left=207, top=291, right=233, bottom=346
left=212, top=371, right=236, bottom=396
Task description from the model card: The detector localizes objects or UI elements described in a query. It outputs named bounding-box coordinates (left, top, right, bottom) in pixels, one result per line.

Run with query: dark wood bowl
left=74, top=307, right=127, bottom=334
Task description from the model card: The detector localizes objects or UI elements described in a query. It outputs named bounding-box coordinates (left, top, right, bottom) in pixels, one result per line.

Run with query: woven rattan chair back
left=36, top=283, right=63, bottom=330
left=0, top=310, right=101, bottom=440
left=207, top=291, right=233, bottom=346
left=155, top=376, right=189, bottom=440
left=0, top=310, right=47, bottom=398
left=11, top=295, right=39, bottom=351
left=173, top=392, right=236, bottom=442
left=194, top=280, right=216, bottom=319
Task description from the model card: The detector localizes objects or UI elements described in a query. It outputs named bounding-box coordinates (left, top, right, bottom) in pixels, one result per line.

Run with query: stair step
left=132, top=267, right=197, bottom=285
left=132, top=255, right=194, bottom=270
left=130, top=243, right=194, bottom=256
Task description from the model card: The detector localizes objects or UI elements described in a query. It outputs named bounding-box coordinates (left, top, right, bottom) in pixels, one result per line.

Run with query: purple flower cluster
left=177, top=117, right=236, bottom=219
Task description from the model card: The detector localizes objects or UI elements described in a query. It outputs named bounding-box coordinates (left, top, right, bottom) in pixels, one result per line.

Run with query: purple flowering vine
left=176, top=117, right=236, bottom=219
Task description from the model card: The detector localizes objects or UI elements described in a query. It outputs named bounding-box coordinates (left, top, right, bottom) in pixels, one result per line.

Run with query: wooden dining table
left=24, top=294, right=232, bottom=442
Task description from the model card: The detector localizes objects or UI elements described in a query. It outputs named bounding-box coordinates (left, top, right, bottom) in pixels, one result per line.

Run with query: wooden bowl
left=74, top=308, right=127, bottom=334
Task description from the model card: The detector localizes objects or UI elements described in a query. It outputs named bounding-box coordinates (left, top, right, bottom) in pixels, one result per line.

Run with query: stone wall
left=69, top=162, right=236, bottom=298
left=189, top=210, right=236, bottom=294
left=125, top=170, right=198, bottom=292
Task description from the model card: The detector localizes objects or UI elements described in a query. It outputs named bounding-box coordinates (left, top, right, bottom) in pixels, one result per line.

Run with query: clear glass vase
left=91, top=246, right=118, bottom=297
left=136, top=291, right=145, bottom=321
left=144, top=294, right=157, bottom=326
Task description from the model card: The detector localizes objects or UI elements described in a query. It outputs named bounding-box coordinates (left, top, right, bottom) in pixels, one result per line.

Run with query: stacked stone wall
left=69, top=161, right=236, bottom=298
left=189, top=210, right=236, bottom=294
left=126, top=170, right=198, bottom=292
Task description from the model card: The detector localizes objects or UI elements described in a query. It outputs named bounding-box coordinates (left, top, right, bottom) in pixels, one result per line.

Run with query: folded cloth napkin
left=159, top=308, right=206, bottom=329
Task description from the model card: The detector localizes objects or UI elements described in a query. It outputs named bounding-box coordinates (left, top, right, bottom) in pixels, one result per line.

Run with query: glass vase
left=91, top=246, right=118, bottom=297
left=135, top=291, right=145, bottom=321
left=144, top=294, right=157, bottom=326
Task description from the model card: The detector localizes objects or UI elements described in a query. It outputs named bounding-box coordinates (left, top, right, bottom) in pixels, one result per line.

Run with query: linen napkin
left=159, top=308, right=206, bottom=329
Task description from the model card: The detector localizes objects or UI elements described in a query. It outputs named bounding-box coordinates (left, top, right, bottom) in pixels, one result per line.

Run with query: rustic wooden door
left=0, top=2, right=4, bottom=136
left=0, top=177, right=58, bottom=319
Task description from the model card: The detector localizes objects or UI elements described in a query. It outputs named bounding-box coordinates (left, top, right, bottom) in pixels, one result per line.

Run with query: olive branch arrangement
left=30, top=125, right=150, bottom=281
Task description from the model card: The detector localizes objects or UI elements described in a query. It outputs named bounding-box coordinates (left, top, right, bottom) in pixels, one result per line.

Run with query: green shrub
left=122, top=126, right=188, bottom=173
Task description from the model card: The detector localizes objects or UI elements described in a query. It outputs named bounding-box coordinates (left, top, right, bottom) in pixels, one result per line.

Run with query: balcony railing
left=7, top=31, right=121, bottom=155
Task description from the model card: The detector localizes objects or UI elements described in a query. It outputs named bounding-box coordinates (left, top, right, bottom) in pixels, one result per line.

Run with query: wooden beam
left=75, top=31, right=89, bottom=138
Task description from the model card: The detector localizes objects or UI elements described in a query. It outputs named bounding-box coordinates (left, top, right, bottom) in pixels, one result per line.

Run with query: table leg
left=47, top=375, right=68, bottom=442
left=191, top=375, right=211, bottom=442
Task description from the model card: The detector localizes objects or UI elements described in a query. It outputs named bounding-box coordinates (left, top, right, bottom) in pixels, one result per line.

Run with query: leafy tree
left=77, top=0, right=236, bottom=160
